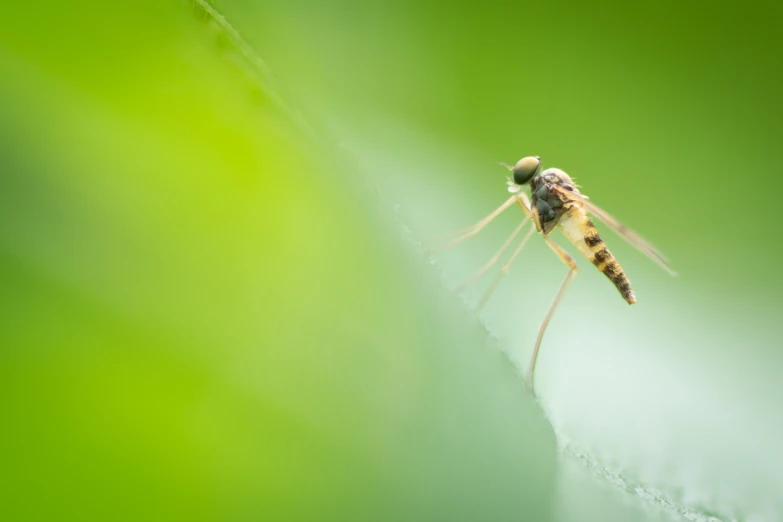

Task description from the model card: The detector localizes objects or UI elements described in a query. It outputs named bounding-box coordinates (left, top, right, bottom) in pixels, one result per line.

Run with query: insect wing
left=553, top=186, right=676, bottom=276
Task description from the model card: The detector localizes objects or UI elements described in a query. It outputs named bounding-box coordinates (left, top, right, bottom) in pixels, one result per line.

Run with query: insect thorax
left=530, top=168, right=578, bottom=234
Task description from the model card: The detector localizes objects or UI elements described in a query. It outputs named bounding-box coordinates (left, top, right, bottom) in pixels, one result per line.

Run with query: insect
left=427, top=156, right=675, bottom=394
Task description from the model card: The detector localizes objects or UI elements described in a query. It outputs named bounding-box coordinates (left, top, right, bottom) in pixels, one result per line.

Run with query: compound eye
left=512, top=156, right=541, bottom=185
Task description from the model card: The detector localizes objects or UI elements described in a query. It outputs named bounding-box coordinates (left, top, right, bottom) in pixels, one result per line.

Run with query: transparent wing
left=553, top=186, right=676, bottom=276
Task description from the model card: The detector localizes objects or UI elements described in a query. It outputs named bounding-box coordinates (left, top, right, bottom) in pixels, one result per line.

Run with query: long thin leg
left=514, top=191, right=533, bottom=217
left=470, top=194, right=534, bottom=308
left=476, top=224, right=537, bottom=311
left=527, top=236, right=579, bottom=396
left=455, top=217, right=530, bottom=294
left=425, top=195, right=519, bottom=255
left=423, top=222, right=482, bottom=244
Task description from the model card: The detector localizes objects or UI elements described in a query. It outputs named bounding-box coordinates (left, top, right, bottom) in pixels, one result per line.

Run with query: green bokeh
left=1, top=1, right=782, bottom=521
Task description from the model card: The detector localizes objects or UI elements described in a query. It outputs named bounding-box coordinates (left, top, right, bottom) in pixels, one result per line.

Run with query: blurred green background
left=1, top=1, right=782, bottom=521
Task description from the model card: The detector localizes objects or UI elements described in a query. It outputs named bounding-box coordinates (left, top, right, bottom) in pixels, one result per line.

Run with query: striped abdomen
left=558, top=210, right=637, bottom=304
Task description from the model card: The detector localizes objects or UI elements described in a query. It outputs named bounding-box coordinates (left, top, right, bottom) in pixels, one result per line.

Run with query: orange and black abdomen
left=534, top=170, right=638, bottom=305
left=583, top=226, right=637, bottom=304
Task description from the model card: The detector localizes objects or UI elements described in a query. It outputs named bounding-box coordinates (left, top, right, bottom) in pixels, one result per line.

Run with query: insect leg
left=425, top=195, right=519, bottom=254
left=475, top=223, right=536, bottom=311
left=527, top=236, right=579, bottom=395
left=454, top=216, right=530, bottom=294
left=514, top=191, right=532, bottom=214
